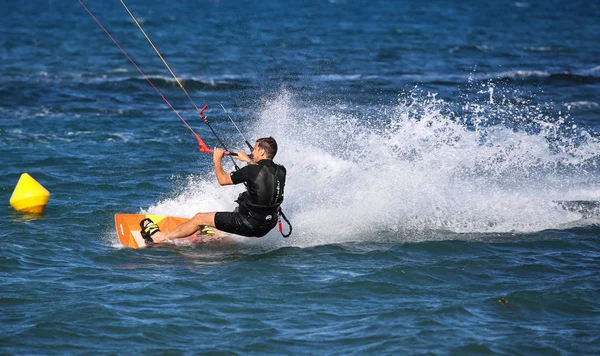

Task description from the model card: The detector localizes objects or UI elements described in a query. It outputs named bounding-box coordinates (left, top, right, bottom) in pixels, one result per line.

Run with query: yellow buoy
left=9, top=173, right=50, bottom=214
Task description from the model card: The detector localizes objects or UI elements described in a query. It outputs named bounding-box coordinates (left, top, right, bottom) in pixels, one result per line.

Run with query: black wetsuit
left=214, top=159, right=286, bottom=237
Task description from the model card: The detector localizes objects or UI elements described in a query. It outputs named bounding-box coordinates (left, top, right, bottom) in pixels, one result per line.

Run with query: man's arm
left=213, top=148, right=233, bottom=186
left=234, top=150, right=256, bottom=165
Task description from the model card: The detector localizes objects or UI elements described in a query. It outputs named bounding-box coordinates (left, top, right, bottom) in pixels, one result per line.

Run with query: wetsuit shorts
left=214, top=211, right=276, bottom=238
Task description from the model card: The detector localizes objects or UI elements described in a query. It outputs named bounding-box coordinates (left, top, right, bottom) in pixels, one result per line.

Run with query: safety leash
left=278, top=210, right=293, bottom=238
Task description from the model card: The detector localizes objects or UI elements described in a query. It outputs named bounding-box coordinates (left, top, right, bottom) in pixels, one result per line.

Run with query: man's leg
left=152, top=212, right=216, bottom=243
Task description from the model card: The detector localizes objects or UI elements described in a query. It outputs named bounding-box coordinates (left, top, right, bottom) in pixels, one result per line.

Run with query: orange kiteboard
left=115, top=214, right=229, bottom=248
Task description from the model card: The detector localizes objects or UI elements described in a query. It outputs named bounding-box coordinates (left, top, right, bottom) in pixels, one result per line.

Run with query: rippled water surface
left=2, top=0, right=599, bottom=354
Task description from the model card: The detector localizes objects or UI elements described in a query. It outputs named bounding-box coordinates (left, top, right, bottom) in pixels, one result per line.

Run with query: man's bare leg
left=151, top=212, right=216, bottom=243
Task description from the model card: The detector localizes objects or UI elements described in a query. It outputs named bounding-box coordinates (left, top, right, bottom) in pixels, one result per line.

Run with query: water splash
left=150, top=88, right=600, bottom=246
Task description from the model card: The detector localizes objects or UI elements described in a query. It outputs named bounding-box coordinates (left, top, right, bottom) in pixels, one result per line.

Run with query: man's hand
left=213, top=147, right=225, bottom=162
left=234, top=150, right=254, bottom=164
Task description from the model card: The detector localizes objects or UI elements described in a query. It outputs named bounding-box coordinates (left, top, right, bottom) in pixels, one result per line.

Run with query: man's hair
left=256, top=137, right=278, bottom=159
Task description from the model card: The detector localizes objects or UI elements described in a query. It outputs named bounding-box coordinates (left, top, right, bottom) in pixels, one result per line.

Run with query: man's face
left=253, top=142, right=263, bottom=158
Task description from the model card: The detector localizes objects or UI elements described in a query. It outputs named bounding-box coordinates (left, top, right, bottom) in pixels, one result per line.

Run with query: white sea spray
left=149, top=89, right=600, bottom=246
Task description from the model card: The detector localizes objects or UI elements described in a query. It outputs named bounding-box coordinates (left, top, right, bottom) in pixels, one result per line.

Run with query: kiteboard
left=115, top=214, right=229, bottom=249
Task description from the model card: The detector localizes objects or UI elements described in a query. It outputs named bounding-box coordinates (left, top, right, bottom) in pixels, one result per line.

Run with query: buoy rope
left=77, top=0, right=210, bottom=152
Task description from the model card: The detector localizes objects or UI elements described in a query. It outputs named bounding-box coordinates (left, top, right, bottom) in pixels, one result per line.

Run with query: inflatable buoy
left=9, top=173, right=50, bottom=214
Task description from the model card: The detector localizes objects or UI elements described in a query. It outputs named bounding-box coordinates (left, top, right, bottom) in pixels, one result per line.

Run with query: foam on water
left=147, top=174, right=236, bottom=216
left=148, top=88, right=600, bottom=246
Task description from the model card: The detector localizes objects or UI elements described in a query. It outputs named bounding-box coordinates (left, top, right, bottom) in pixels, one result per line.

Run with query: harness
left=237, top=164, right=283, bottom=222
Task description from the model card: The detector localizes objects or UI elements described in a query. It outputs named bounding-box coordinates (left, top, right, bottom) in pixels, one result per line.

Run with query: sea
left=1, top=0, right=599, bottom=354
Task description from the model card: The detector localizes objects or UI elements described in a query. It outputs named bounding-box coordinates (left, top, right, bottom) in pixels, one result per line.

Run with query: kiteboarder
left=140, top=137, right=286, bottom=244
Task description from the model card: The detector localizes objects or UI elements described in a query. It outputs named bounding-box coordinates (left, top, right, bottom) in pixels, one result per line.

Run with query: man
left=140, top=137, right=286, bottom=244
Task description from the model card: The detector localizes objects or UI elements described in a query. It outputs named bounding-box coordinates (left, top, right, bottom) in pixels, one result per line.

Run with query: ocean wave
left=2, top=68, right=597, bottom=96
left=564, top=101, right=599, bottom=109
left=448, top=45, right=493, bottom=54
left=521, top=46, right=572, bottom=53
left=311, top=70, right=600, bottom=87
left=448, top=70, right=599, bottom=86
left=438, top=70, right=599, bottom=86
left=0, top=72, right=256, bottom=91
left=127, top=75, right=256, bottom=91
left=488, top=71, right=600, bottom=84
left=512, top=2, right=531, bottom=8
left=80, top=74, right=256, bottom=92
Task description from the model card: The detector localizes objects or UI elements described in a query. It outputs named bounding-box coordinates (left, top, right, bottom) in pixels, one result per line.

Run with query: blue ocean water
left=2, top=0, right=600, bottom=354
